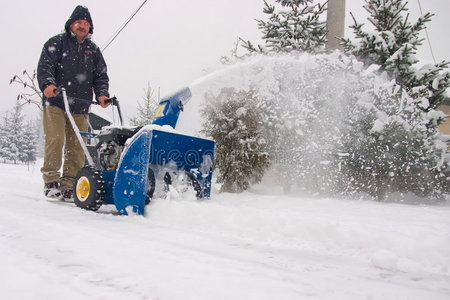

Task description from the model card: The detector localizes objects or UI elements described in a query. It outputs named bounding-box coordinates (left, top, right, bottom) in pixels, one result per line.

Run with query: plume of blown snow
left=176, top=51, right=447, bottom=199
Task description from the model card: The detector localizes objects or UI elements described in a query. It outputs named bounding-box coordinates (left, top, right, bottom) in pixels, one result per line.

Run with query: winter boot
left=44, top=182, right=61, bottom=198
left=62, top=189, right=74, bottom=203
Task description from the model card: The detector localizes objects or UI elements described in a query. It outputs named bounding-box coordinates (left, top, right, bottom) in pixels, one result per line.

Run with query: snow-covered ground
left=0, top=160, right=449, bottom=299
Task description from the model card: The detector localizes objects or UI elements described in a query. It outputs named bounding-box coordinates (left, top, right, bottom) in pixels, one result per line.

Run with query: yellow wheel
left=73, top=167, right=105, bottom=211
left=76, top=176, right=90, bottom=202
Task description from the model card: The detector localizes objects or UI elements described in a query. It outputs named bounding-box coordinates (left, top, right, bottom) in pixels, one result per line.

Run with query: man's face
left=70, top=19, right=90, bottom=40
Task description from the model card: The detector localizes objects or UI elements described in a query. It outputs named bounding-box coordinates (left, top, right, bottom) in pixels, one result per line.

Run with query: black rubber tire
left=73, top=166, right=105, bottom=211
left=145, top=168, right=156, bottom=205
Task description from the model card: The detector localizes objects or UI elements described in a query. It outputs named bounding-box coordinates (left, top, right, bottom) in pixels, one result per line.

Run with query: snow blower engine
left=62, top=87, right=215, bottom=215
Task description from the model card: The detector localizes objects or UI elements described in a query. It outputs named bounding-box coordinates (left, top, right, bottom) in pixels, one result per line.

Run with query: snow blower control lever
left=103, top=96, right=123, bottom=125
left=53, top=87, right=122, bottom=125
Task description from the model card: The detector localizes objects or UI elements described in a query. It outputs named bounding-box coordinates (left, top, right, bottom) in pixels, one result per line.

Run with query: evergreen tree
left=20, top=120, right=38, bottom=164
left=5, top=103, right=26, bottom=164
left=0, top=112, right=10, bottom=162
left=129, top=82, right=159, bottom=126
left=0, top=104, right=38, bottom=164
left=34, top=113, right=45, bottom=158
left=342, top=0, right=450, bottom=112
left=241, top=0, right=328, bottom=54
left=202, top=88, right=270, bottom=193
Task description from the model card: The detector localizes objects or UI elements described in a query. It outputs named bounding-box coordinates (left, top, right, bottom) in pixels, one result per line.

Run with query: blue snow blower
left=61, top=87, right=215, bottom=215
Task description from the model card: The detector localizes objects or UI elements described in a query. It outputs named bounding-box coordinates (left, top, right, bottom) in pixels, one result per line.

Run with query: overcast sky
left=1, top=0, right=449, bottom=121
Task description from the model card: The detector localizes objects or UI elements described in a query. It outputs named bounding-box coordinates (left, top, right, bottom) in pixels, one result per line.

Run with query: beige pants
left=41, top=105, right=88, bottom=191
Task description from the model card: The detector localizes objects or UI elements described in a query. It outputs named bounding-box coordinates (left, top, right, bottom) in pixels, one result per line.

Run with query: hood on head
left=65, top=5, right=93, bottom=34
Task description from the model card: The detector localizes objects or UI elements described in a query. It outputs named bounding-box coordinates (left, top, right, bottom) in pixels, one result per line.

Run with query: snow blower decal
left=147, top=129, right=214, bottom=196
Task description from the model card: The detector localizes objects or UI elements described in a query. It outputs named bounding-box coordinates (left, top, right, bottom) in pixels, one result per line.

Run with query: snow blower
left=61, top=87, right=215, bottom=215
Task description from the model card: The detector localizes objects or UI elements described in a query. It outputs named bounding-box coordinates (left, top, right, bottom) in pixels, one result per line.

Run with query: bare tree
left=220, top=37, right=249, bottom=65
left=10, top=70, right=43, bottom=110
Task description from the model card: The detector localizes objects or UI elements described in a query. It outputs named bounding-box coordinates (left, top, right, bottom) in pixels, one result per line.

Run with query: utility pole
left=326, top=0, right=346, bottom=51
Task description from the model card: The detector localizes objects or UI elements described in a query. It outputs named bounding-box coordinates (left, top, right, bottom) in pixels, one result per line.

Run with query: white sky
left=1, top=0, right=449, bottom=121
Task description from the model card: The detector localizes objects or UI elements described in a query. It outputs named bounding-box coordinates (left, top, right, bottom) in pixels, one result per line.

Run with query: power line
left=101, top=0, right=148, bottom=52
left=416, top=0, right=437, bottom=64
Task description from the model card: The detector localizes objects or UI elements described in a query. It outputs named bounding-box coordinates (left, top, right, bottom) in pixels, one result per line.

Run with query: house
left=438, top=97, right=450, bottom=149
left=438, top=98, right=450, bottom=135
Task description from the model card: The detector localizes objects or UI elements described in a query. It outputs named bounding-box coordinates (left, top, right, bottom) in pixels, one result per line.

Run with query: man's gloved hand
left=43, top=84, right=58, bottom=98
left=98, top=95, right=111, bottom=108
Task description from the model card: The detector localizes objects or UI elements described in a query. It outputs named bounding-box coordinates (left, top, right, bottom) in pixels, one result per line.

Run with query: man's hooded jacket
left=37, top=5, right=109, bottom=114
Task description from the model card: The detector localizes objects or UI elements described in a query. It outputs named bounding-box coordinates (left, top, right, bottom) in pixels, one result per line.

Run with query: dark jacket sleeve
left=37, top=36, right=61, bottom=92
left=92, top=47, right=110, bottom=99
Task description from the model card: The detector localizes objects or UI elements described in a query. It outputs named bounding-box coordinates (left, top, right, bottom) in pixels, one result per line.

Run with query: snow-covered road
left=0, top=161, right=449, bottom=299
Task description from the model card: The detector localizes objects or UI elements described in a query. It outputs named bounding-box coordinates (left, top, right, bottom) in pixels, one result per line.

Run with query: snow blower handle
left=53, top=88, right=123, bottom=126
left=104, top=97, right=123, bottom=126
left=60, top=87, right=96, bottom=167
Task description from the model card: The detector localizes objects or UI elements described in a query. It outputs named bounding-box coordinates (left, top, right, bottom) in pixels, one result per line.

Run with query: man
left=37, top=5, right=110, bottom=201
